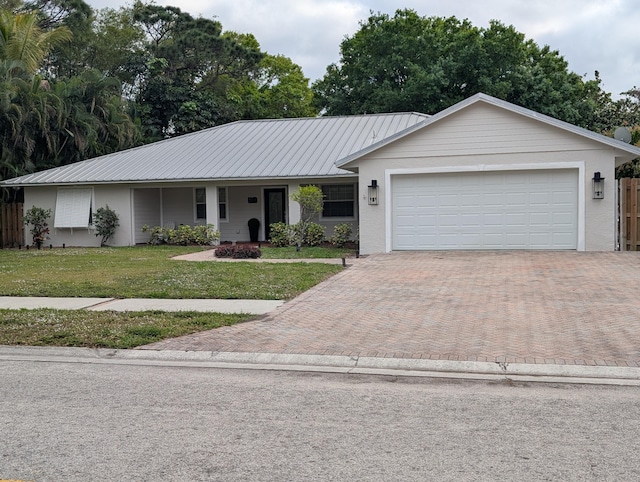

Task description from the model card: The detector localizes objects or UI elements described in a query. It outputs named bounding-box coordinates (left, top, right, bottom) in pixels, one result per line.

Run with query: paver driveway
left=142, top=252, right=640, bottom=367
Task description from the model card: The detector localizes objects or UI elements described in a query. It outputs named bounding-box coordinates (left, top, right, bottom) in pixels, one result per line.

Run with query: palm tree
left=0, top=9, right=72, bottom=74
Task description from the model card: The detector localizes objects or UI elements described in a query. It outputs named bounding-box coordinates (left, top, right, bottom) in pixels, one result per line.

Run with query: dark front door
left=264, top=188, right=286, bottom=240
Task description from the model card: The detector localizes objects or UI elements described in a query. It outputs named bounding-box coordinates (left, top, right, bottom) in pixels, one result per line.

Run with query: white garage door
left=392, top=169, right=578, bottom=250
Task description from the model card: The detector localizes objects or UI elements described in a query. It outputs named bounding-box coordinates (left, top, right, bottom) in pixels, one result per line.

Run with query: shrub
left=215, top=245, right=262, bottom=259
left=192, top=224, right=220, bottom=245
left=23, top=206, right=52, bottom=249
left=167, top=224, right=193, bottom=246
left=93, top=205, right=119, bottom=246
left=141, top=225, right=166, bottom=245
left=268, top=222, right=294, bottom=247
left=301, top=222, right=325, bottom=246
left=142, top=224, right=220, bottom=246
left=329, top=223, right=352, bottom=248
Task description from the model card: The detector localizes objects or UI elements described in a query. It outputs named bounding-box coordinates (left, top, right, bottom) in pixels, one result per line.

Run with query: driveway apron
left=141, top=252, right=640, bottom=367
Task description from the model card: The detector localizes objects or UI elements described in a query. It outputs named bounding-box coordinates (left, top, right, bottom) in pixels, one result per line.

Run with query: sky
left=88, top=0, right=639, bottom=99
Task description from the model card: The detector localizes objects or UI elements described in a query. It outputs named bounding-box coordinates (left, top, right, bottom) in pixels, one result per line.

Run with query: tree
left=313, top=9, right=603, bottom=127
left=290, top=185, right=324, bottom=250
left=232, top=53, right=317, bottom=119
left=21, top=0, right=93, bottom=78
left=0, top=8, right=72, bottom=73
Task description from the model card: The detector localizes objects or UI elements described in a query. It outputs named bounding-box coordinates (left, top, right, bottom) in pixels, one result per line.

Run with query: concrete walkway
left=0, top=296, right=283, bottom=315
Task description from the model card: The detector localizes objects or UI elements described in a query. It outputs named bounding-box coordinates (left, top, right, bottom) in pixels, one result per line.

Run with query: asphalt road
left=1, top=361, right=639, bottom=481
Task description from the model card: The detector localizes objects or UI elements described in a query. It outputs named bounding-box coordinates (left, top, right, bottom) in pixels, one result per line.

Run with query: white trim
left=384, top=162, right=586, bottom=252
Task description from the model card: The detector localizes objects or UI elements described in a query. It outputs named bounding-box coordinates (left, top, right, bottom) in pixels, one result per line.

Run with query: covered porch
left=132, top=179, right=358, bottom=245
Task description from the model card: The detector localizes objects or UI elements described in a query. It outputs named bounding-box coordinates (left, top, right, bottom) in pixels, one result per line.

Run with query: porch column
left=287, top=182, right=301, bottom=224
left=205, top=184, right=219, bottom=228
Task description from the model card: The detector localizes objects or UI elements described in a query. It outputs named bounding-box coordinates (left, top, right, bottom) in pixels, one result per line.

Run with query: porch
left=132, top=180, right=358, bottom=244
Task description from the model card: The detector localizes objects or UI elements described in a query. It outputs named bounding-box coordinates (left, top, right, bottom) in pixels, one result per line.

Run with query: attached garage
left=391, top=169, right=579, bottom=250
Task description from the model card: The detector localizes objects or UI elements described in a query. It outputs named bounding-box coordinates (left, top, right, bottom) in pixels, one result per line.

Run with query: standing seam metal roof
left=3, top=113, right=429, bottom=186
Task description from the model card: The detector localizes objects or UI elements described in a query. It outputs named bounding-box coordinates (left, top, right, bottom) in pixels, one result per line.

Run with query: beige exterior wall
left=348, top=104, right=618, bottom=254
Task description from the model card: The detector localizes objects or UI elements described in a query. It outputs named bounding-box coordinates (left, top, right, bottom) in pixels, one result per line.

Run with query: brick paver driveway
left=142, top=252, right=640, bottom=367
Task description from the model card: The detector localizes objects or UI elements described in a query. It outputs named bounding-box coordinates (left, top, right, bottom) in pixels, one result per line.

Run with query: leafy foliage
left=290, top=185, right=324, bottom=250
left=141, top=223, right=220, bottom=246
left=329, top=223, right=352, bottom=248
left=268, top=221, right=294, bottom=247
left=23, top=204, right=51, bottom=247
left=312, top=9, right=604, bottom=128
left=93, top=204, right=119, bottom=246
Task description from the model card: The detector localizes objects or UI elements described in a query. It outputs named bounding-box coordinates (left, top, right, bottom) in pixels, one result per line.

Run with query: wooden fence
left=0, top=203, right=24, bottom=248
left=620, top=178, right=640, bottom=251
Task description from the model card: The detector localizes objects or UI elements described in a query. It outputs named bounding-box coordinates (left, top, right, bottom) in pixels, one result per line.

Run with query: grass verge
left=0, top=309, right=254, bottom=349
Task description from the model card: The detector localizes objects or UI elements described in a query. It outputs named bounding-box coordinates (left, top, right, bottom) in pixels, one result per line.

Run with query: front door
left=264, top=188, right=286, bottom=240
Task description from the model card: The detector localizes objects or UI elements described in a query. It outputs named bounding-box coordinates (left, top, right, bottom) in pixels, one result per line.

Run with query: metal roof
left=2, top=112, right=429, bottom=186
left=337, top=93, right=640, bottom=167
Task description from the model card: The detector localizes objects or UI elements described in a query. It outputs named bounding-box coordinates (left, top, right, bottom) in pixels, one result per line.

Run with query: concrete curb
left=2, top=345, right=639, bottom=386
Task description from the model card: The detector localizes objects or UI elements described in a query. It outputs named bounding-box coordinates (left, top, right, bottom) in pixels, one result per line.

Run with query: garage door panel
left=392, top=169, right=578, bottom=250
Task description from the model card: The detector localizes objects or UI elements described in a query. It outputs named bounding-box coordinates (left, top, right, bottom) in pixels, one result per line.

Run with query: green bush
left=301, top=222, right=325, bottom=246
left=268, top=222, right=294, bottom=247
left=23, top=206, right=52, bottom=248
left=142, top=224, right=220, bottom=246
left=329, top=223, right=352, bottom=248
left=93, top=205, right=119, bottom=246
left=270, top=221, right=325, bottom=247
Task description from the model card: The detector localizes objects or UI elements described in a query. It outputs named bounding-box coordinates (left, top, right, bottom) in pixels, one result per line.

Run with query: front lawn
left=0, top=246, right=343, bottom=300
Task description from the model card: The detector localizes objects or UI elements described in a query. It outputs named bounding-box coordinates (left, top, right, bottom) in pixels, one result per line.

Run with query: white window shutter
left=54, top=189, right=93, bottom=228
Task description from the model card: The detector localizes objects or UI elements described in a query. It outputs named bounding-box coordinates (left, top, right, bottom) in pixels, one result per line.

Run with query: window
left=54, top=188, right=93, bottom=228
left=321, top=184, right=355, bottom=218
left=195, top=188, right=206, bottom=220
left=218, top=187, right=227, bottom=221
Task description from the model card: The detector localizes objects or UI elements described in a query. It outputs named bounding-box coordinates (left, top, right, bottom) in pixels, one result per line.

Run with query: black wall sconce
left=592, top=172, right=605, bottom=199
left=368, top=180, right=379, bottom=205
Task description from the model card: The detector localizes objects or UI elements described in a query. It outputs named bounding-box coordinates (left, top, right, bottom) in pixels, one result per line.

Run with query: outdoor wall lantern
left=592, top=172, right=605, bottom=199
left=368, top=180, right=379, bottom=205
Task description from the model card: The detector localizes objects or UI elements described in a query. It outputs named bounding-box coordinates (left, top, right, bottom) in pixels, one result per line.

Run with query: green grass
left=0, top=246, right=343, bottom=300
left=260, top=246, right=356, bottom=259
left=0, top=309, right=253, bottom=349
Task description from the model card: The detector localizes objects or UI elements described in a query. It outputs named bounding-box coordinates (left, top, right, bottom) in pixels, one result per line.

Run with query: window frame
left=320, top=183, right=357, bottom=220
left=218, top=187, right=228, bottom=223
left=194, top=187, right=207, bottom=222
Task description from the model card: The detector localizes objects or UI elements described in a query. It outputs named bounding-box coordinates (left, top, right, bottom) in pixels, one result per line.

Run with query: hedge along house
left=3, top=93, right=640, bottom=253
left=2, top=112, right=428, bottom=248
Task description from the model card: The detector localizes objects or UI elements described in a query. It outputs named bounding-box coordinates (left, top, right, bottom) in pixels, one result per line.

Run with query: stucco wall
left=24, top=185, right=133, bottom=247
left=350, top=105, right=618, bottom=254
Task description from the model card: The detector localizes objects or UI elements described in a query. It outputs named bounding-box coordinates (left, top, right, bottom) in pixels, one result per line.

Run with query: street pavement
left=2, top=360, right=640, bottom=481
